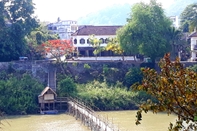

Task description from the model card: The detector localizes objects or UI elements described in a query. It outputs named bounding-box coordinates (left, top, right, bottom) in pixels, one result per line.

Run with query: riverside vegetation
left=0, top=62, right=154, bottom=115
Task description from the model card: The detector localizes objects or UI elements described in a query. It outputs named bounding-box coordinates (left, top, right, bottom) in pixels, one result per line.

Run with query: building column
left=86, top=50, right=89, bottom=57
left=191, top=51, right=196, bottom=61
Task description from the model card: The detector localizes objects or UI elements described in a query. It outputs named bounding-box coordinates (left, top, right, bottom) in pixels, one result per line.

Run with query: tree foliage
left=117, top=0, right=172, bottom=62
left=0, top=72, right=43, bottom=115
left=89, top=35, right=104, bottom=59
left=57, top=76, right=77, bottom=97
left=0, top=0, right=38, bottom=61
left=105, top=37, right=124, bottom=60
left=77, top=81, right=139, bottom=110
left=135, top=53, right=197, bottom=130
left=124, top=67, right=143, bottom=88
left=26, top=22, right=59, bottom=60
left=40, top=39, right=75, bottom=62
left=180, top=3, right=197, bottom=32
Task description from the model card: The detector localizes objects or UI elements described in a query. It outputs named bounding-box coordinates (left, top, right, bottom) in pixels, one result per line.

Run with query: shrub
left=76, top=81, right=139, bottom=110
left=124, top=67, right=143, bottom=88
left=57, top=76, right=77, bottom=97
left=84, top=63, right=91, bottom=69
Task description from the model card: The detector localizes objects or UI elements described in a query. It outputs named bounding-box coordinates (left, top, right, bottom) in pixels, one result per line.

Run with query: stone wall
left=0, top=60, right=197, bottom=85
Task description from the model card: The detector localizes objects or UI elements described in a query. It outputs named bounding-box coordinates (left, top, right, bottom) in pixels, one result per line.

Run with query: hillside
left=78, top=3, right=131, bottom=25
left=78, top=0, right=196, bottom=25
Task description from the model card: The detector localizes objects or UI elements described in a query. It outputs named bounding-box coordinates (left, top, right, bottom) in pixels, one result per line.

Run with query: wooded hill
left=78, top=0, right=196, bottom=25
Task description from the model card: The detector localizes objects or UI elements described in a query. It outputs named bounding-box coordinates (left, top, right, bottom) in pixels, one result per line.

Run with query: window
left=100, top=38, right=104, bottom=43
left=87, top=38, right=90, bottom=44
left=53, top=26, right=57, bottom=30
left=105, top=38, right=109, bottom=44
left=80, top=38, right=85, bottom=44
left=48, top=27, right=52, bottom=30
left=74, top=39, right=77, bottom=44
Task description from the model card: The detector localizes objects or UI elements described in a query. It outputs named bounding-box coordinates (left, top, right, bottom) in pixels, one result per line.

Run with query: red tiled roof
left=188, top=31, right=197, bottom=37
left=72, top=25, right=122, bottom=36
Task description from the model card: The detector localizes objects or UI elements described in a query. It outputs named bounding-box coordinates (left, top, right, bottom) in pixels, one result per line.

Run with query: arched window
left=74, top=39, right=77, bottom=44
left=87, top=38, right=90, bottom=44
left=100, top=38, right=104, bottom=43
left=80, top=38, right=85, bottom=44
left=105, top=38, right=109, bottom=44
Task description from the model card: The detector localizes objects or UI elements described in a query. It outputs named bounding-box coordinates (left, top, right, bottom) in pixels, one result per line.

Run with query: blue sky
left=33, top=0, right=174, bottom=22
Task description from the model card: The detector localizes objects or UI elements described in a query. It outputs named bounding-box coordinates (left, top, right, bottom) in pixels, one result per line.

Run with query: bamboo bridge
left=67, top=97, right=120, bottom=131
left=38, top=88, right=120, bottom=131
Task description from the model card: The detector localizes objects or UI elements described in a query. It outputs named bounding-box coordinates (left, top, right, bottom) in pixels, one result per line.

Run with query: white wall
left=191, top=37, right=197, bottom=60
left=72, top=35, right=115, bottom=48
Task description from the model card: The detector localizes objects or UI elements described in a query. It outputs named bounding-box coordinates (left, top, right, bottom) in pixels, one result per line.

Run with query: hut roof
left=38, top=87, right=57, bottom=97
left=188, top=31, right=197, bottom=38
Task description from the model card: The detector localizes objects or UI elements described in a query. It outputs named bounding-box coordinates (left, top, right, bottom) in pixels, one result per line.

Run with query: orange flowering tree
left=135, top=53, right=197, bottom=130
left=39, top=39, right=75, bottom=75
left=41, top=39, right=75, bottom=62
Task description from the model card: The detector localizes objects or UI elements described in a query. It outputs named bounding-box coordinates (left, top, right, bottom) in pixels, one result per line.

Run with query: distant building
left=71, top=25, right=122, bottom=57
left=169, top=16, right=180, bottom=28
left=47, top=18, right=78, bottom=40
left=189, top=31, right=197, bottom=61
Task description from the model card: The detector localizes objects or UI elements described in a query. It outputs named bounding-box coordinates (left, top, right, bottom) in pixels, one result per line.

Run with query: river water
left=1, top=110, right=177, bottom=131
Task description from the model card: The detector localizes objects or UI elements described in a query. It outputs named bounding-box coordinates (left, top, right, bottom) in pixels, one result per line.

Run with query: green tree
left=124, top=67, right=143, bottom=88
left=117, top=0, right=172, bottom=63
left=0, top=73, right=43, bottom=114
left=166, top=27, right=184, bottom=59
left=135, top=53, right=197, bottom=130
left=117, top=24, right=139, bottom=60
left=180, top=3, right=197, bottom=32
left=57, top=76, right=77, bottom=97
left=26, top=22, right=58, bottom=60
left=0, top=0, right=38, bottom=61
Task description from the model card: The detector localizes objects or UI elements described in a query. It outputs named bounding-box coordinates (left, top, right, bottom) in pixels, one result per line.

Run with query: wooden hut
left=38, top=87, right=57, bottom=111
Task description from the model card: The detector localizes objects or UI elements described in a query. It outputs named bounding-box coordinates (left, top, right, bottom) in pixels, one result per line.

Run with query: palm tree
left=167, top=27, right=182, bottom=59
left=89, top=35, right=104, bottom=61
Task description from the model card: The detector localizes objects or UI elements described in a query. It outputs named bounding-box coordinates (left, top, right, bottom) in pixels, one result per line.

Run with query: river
left=1, top=110, right=177, bottom=131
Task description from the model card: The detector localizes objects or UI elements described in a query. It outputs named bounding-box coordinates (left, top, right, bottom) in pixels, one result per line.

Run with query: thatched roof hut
left=38, top=87, right=57, bottom=104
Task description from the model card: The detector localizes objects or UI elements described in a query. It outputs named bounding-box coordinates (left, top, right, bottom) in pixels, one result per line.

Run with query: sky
left=33, top=0, right=174, bottom=22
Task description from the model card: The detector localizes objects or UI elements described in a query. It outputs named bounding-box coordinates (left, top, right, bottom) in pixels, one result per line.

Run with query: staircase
left=48, top=68, right=56, bottom=91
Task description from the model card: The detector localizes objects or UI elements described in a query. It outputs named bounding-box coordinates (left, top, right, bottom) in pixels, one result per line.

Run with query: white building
left=189, top=31, right=197, bottom=61
left=71, top=25, right=122, bottom=57
left=47, top=18, right=78, bottom=40
left=169, top=16, right=180, bottom=28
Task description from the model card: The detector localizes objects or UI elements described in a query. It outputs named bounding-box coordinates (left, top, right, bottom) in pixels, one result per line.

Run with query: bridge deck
left=68, top=98, right=120, bottom=131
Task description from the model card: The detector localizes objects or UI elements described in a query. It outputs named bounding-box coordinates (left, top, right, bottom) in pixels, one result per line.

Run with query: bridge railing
left=68, top=96, right=120, bottom=131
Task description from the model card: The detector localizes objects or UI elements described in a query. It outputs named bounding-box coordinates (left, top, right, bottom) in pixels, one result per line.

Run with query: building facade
left=169, top=16, right=180, bottom=28
left=189, top=31, right=197, bottom=61
left=71, top=25, right=122, bottom=57
left=47, top=18, right=78, bottom=40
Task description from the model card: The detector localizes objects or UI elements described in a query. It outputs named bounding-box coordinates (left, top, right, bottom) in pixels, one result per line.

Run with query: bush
left=57, top=76, right=77, bottom=97
left=0, top=73, right=44, bottom=115
left=76, top=81, right=139, bottom=110
left=187, top=64, right=197, bottom=72
left=84, top=63, right=91, bottom=69
left=124, top=67, right=143, bottom=88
